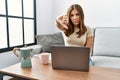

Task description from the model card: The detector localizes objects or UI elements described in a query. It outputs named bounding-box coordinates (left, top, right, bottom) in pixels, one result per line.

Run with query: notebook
left=50, top=45, right=90, bottom=72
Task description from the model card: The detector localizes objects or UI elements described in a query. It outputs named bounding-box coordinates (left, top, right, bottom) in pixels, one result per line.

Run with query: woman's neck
left=74, top=25, right=79, bottom=29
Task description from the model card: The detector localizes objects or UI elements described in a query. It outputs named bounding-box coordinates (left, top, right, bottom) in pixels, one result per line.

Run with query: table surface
left=0, top=57, right=120, bottom=80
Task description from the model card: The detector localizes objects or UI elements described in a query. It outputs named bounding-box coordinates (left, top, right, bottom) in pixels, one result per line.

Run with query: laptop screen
left=50, top=45, right=90, bottom=71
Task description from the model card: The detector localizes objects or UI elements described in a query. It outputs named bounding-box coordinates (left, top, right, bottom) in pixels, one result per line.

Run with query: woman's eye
left=76, top=13, right=79, bottom=16
left=70, top=14, right=74, bottom=17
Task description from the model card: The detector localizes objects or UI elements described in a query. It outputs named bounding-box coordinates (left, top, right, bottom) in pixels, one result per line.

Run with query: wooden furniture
left=0, top=57, right=120, bottom=80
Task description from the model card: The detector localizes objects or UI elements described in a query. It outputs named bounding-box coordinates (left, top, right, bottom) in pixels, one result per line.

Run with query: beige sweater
left=62, top=26, right=93, bottom=46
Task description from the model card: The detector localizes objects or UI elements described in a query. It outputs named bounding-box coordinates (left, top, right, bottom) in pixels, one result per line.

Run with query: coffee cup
left=40, top=53, right=50, bottom=65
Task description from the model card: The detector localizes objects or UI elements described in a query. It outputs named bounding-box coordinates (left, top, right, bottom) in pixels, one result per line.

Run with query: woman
left=56, top=4, right=93, bottom=65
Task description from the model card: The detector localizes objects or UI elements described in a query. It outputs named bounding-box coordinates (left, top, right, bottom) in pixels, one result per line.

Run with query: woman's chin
left=73, top=23, right=79, bottom=26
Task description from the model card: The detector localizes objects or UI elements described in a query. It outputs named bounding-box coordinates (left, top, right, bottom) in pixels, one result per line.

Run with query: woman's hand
left=56, top=15, right=68, bottom=30
left=62, top=15, right=69, bottom=26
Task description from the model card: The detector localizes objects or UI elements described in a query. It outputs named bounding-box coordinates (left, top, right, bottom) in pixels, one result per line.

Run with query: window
left=0, top=0, right=36, bottom=52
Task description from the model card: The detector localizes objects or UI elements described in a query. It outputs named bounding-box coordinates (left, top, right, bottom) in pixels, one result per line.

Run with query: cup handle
left=13, top=48, right=20, bottom=57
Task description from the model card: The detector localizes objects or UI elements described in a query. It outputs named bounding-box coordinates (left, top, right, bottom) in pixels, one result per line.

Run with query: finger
left=63, top=15, right=68, bottom=21
left=64, top=26, right=68, bottom=29
left=62, top=20, right=68, bottom=25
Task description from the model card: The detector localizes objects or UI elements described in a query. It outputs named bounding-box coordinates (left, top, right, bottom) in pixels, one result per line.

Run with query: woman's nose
left=73, top=15, right=77, bottom=19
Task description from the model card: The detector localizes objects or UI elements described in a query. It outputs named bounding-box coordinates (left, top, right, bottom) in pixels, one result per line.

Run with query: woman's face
left=70, top=9, right=80, bottom=26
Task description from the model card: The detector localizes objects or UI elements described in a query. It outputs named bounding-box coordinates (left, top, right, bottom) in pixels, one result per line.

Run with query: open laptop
left=50, top=45, right=90, bottom=72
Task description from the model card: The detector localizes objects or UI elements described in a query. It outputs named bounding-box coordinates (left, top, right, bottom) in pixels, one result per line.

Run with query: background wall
left=36, top=0, right=54, bottom=34
left=37, top=0, right=120, bottom=34
left=0, top=51, right=20, bottom=69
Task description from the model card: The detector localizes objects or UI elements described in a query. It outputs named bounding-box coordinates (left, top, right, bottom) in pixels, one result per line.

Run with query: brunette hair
left=65, top=4, right=87, bottom=38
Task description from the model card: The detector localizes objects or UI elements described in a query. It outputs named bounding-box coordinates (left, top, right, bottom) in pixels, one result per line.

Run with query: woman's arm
left=56, top=15, right=68, bottom=31
left=85, top=36, right=94, bottom=52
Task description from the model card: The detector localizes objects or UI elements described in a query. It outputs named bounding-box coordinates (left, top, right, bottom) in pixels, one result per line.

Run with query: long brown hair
left=64, top=4, right=87, bottom=38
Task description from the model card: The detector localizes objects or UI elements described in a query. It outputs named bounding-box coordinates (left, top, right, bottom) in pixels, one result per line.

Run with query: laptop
left=50, top=45, right=90, bottom=72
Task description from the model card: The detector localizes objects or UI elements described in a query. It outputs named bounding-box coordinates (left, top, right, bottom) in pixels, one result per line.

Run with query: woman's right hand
left=56, top=15, right=68, bottom=30
left=62, top=15, right=69, bottom=26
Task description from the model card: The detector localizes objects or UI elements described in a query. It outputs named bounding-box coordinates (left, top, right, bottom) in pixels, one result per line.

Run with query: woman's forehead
left=71, top=9, right=79, bottom=14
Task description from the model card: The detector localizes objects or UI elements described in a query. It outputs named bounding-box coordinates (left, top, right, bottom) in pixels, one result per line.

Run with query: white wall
left=36, top=0, right=54, bottom=34
left=0, top=51, right=20, bottom=69
left=36, top=0, right=120, bottom=34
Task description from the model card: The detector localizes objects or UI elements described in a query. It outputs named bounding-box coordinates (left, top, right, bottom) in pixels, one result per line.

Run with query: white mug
left=40, top=53, right=50, bottom=65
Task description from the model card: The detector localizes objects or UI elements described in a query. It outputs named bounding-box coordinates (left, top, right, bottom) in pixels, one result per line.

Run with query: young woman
left=56, top=4, right=94, bottom=65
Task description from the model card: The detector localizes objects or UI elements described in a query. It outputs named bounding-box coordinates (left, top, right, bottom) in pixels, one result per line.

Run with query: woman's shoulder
left=86, top=26, right=93, bottom=37
left=86, top=26, right=93, bottom=30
